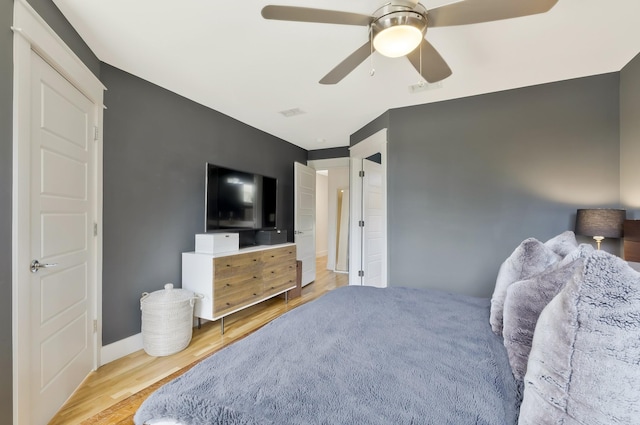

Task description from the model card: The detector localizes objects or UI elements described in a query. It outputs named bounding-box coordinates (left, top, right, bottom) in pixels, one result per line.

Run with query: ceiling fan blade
left=406, top=39, right=452, bottom=83
left=320, top=41, right=373, bottom=85
left=261, top=5, right=372, bottom=26
left=428, top=0, right=558, bottom=27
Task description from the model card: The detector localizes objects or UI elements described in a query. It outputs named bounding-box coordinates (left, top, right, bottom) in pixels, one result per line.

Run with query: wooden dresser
left=182, top=243, right=297, bottom=333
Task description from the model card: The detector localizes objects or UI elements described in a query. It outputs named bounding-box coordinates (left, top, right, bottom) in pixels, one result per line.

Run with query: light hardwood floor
left=49, top=257, right=348, bottom=424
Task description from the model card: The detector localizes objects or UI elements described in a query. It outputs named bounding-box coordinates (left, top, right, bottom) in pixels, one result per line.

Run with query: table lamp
left=575, top=208, right=626, bottom=250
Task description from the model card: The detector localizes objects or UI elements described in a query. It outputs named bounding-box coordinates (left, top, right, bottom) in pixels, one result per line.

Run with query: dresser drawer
left=262, top=261, right=296, bottom=281
left=214, top=282, right=264, bottom=316
left=262, top=246, right=296, bottom=264
left=214, top=252, right=262, bottom=280
left=214, top=273, right=261, bottom=297
left=263, top=266, right=296, bottom=298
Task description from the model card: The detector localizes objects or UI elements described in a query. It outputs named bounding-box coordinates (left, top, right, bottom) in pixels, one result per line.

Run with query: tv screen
left=205, top=163, right=277, bottom=231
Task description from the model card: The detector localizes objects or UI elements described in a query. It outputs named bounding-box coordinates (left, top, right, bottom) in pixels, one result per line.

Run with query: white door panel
left=40, top=264, right=87, bottom=322
left=294, top=162, right=316, bottom=286
left=29, top=51, right=96, bottom=424
left=41, top=148, right=88, bottom=198
left=362, top=159, right=386, bottom=288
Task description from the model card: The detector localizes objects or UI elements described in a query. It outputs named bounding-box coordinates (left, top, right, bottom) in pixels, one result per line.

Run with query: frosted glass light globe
left=373, top=25, right=423, bottom=58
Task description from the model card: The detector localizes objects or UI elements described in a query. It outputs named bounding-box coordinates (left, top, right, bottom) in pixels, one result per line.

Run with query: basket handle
left=190, top=293, right=204, bottom=307
left=140, top=292, right=151, bottom=310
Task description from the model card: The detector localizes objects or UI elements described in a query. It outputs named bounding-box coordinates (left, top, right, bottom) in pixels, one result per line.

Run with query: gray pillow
left=502, top=244, right=594, bottom=380
left=544, top=231, right=578, bottom=257
left=519, top=250, right=640, bottom=424
left=490, top=238, right=561, bottom=335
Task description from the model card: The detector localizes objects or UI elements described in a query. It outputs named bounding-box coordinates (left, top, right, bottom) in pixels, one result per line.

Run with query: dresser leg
left=197, top=317, right=201, bottom=329
left=220, top=317, right=225, bottom=335
left=285, top=291, right=288, bottom=304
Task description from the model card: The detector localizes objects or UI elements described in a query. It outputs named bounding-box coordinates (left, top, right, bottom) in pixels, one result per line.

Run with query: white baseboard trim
left=316, top=250, right=328, bottom=257
left=101, top=332, right=143, bottom=365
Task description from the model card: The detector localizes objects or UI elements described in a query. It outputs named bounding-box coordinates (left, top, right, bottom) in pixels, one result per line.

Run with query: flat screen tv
left=205, top=163, right=277, bottom=232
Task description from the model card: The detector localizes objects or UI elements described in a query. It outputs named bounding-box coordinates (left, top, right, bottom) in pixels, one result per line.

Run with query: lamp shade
left=575, top=209, right=626, bottom=238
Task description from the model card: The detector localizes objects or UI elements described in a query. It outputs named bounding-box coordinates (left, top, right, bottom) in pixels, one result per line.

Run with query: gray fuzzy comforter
left=135, top=286, right=521, bottom=425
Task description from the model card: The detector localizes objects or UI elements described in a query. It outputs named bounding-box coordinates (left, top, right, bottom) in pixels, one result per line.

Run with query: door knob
left=30, top=260, right=58, bottom=273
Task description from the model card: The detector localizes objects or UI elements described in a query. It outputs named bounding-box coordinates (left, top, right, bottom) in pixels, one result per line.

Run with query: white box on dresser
left=195, top=233, right=239, bottom=254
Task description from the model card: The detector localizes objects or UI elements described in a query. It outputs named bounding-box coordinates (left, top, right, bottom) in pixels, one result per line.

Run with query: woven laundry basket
left=140, top=283, right=199, bottom=357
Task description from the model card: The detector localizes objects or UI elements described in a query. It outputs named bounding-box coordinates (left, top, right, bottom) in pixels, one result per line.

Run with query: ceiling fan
left=261, top=0, right=558, bottom=84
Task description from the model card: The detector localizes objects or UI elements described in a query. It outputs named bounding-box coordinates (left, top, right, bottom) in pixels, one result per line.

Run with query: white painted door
left=28, top=51, right=97, bottom=424
left=362, top=159, right=386, bottom=287
left=349, top=129, right=387, bottom=287
left=294, top=162, right=316, bottom=286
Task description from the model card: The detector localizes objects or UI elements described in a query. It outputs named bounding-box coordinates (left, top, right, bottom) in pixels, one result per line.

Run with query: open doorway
left=309, top=159, right=350, bottom=274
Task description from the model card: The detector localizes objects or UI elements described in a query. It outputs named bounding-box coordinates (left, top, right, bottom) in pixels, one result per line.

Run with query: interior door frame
left=308, top=158, right=350, bottom=273
left=349, top=128, right=388, bottom=286
left=12, top=1, right=105, bottom=423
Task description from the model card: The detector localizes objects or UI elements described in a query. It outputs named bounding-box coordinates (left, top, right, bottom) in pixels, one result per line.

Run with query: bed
left=135, top=232, right=640, bottom=425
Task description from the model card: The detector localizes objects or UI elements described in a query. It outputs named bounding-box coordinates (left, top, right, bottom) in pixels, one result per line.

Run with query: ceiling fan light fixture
left=371, top=5, right=427, bottom=58
left=373, top=25, right=423, bottom=58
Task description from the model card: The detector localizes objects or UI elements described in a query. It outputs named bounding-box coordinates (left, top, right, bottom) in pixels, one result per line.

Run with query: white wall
left=316, top=173, right=328, bottom=257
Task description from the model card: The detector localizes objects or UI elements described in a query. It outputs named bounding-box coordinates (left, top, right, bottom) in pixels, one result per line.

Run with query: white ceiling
left=53, top=0, right=640, bottom=151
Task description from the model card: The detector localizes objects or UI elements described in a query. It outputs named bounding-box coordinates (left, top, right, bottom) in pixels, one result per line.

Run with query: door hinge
left=93, top=126, right=99, bottom=141
left=93, top=319, right=98, bottom=333
left=358, top=270, right=364, bottom=277
left=359, top=170, right=365, bottom=178
left=358, top=220, right=365, bottom=227
left=93, top=222, right=98, bottom=236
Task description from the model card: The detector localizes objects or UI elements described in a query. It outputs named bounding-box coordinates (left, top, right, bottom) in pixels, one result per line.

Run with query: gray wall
left=1, top=1, right=14, bottom=421
left=308, top=147, right=350, bottom=160
left=621, top=53, right=640, bottom=219
left=101, top=64, right=307, bottom=344
left=0, top=1, right=99, bottom=422
left=351, top=111, right=390, bottom=146
left=354, top=74, right=621, bottom=297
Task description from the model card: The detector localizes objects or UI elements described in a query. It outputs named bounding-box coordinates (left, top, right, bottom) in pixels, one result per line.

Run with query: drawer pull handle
left=253, top=293, right=257, bottom=296
left=271, top=255, right=275, bottom=258
left=253, top=276, right=257, bottom=279
left=226, top=302, right=230, bottom=306
left=271, top=271, right=275, bottom=274
left=226, top=283, right=230, bottom=287
left=253, top=259, right=257, bottom=262
left=226, top=264, right=231, bottom=267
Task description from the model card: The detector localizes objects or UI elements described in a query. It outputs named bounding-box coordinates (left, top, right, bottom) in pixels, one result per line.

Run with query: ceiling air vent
left=279, top=107, right=306, bottom=118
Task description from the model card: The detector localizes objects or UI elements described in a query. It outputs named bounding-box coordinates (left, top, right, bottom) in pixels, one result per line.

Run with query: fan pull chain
left=419, top=40, right=425, bottom=87
left=419, top=41, right=422, bottom=78
left=369, top=29, right=375, bottom=77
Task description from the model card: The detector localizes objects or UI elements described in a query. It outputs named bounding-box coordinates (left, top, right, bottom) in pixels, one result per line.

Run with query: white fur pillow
left=519, top=251, right=640, bottom=424
left=544, top=231, right=578, bottom=257
left=490, top=238, right=561, bottom=336
left=502, top=244, right=593, bottom=380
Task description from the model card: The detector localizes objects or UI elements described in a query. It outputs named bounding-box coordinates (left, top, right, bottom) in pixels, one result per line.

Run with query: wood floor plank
left=49, top=257, right=348, bottom=424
